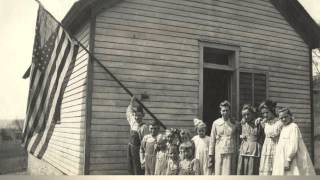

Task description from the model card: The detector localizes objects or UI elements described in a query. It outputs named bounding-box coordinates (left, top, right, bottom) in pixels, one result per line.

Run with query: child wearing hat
left=165, top=128, right=181, bottom=148
left=192, top=118, right=211, bottom=175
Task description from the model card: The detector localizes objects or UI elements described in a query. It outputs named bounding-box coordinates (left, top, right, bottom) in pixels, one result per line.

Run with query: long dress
left=140, top=134, right=158, bottom=175
left=272, top=123, right=316, bottom=175
left=209, top=118, right=237, bottom=175
left=192, top=135, right=211, bottom=175
left=126, top=104, right=148, bottom=175
left=259, top=118, right=283, bottom=175
left=179, top=158, right=201, bottom=175
left=237, top=122, right=263, bottom=175
left=155, top=150, right=168, bottom=175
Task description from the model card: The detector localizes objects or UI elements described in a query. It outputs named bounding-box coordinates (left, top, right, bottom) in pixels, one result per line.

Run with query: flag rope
left=33, top=0, right=167, bottom=129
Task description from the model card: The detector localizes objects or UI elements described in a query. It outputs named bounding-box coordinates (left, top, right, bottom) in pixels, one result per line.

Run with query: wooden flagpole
left=33, top=0, right=167, bottom=129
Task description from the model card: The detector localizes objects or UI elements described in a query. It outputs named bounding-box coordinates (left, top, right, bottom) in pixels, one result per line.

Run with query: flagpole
left=33, top=0, right=167, bottom=129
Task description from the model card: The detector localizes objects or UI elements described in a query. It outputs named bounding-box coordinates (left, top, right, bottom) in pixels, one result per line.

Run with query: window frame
left=199, top=41, right=240, bottom=120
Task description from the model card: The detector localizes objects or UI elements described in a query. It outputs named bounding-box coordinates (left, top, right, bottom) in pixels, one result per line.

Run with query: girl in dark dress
left=237, top=104, right=263, bottom=175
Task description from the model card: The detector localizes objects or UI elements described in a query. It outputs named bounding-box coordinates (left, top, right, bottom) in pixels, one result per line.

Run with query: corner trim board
left=84, top=10, right=96, bottom=175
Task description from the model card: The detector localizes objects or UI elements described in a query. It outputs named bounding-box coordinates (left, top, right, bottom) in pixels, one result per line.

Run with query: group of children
left=139, top=119, right=207, bottom=175
left=127, top=96, right=316, bottom=175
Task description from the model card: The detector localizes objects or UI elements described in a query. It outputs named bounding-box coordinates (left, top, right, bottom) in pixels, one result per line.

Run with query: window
left=203, top=47, right=231, bottom=65
left=240, top=72, right=267, bottom=108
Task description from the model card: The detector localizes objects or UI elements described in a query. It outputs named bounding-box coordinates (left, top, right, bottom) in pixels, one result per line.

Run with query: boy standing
left=208, top=100, right=238, bottom=175
left=140, top=120, right=160, bottom=175
left=127, top=96, right=148, bottom=175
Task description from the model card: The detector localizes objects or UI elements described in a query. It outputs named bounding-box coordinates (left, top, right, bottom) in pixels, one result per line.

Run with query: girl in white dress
left=155, top=134, right=168, bottom=175
left=272, top=107, right=315, bottom=175
left=192, top=118, right=211, bottom=175
left=257, top=100, right=283, bottom=175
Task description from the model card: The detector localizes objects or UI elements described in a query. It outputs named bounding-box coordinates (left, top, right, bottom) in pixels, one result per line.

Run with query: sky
left=0, top=0, right=319, bottom=120
left=0, top=0, right=77, bottom=120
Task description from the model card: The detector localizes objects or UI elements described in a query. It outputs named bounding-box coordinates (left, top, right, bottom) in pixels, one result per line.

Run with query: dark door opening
left=203, top=68, right=231, bottom=134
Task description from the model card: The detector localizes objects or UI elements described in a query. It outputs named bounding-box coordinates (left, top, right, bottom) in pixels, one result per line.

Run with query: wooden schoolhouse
left=27, top=0, right=320, bottom=175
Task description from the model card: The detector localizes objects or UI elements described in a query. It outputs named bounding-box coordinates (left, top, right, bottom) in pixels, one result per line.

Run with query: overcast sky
left=0, top=0, right=319, bottom=120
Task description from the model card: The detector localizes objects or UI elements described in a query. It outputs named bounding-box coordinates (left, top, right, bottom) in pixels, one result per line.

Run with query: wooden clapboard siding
left=42, top=22, right=90, bottom=175
left=89, top=0, right=311, bottom=174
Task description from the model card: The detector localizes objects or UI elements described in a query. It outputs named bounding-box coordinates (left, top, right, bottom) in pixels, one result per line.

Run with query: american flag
left=22, top=5, right=78, bottom=158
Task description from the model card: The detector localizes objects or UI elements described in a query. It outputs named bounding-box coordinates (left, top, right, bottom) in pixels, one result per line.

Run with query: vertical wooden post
left=83, top=9, right=96, bottom=175
left=310, top=48, right=315, bottom=163
left=199, top=43, right=204, bottom=119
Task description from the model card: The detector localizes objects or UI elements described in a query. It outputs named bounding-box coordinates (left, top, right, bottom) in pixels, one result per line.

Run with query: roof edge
left=61, top=0, right=95, bottom=33
left=270, top=0, right=320, bottom=48
left=62, top=0, right=121, bottom=34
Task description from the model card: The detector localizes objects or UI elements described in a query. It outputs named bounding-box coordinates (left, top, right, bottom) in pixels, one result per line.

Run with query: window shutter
left=240, top=72, right=267, bottom=109
left=240, top=72, right=253, bottom=106
left=253, top=73, right=267, bottom=107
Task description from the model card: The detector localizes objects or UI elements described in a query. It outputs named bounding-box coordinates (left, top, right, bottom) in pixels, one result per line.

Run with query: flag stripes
left=30, top=32, right=72, bottom=154
left=27, top=28, right=66, bottom=151
left=35, top=41, right=77, bottom=158
left=22, top=5, right=78, bottom=158
left=23, top=27, right=63, bottom=146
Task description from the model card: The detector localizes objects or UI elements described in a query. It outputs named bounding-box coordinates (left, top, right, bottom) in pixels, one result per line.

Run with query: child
left=127, top=96, right=148, bottom=175
left=272, top=107, right=315, bottom=175
left=179, top=141, right=201, bottom=175
left=208, top=100, right=238, bottom=175
left=192, top=118, right=211, bottom=175
left=237, top=104, right=263, bottom=175
left=257, top=100, right=283, bottom=175
left=166, top=144, right=180, bottom=175
left=155, top=134, right=168, bottom=175
left=179, top=129, right=193, bottom=160
left=140, top=120, right=160, bottom=175
left=166, top=128, right=181, bottom=148
left=180, top=129, right=192, bottom=143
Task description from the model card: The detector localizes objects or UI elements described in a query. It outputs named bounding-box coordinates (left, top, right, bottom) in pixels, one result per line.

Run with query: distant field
left=0, top=119, right=27, bottom=174
left=0, top=141, right=27, bottom=174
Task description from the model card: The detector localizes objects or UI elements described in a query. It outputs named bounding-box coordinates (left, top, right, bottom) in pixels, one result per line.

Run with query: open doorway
left=199, top=42, right=239, bottom=135
left=203, top=68, right=231, bottom=134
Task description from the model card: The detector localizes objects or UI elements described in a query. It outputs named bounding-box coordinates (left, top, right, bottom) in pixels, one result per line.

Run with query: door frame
left=199, top=41, right=240, bottom=121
